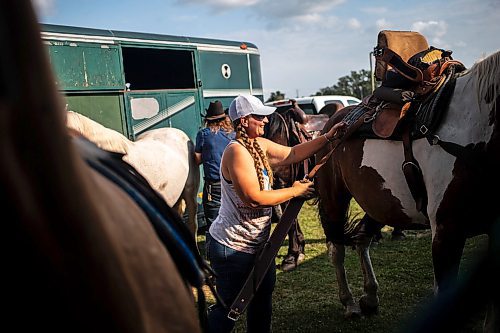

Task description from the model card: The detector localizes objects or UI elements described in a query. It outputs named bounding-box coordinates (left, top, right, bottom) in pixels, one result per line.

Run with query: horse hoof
left=344, top=304, right=362, bottom=319
left=391, top=234, right=406, bottom=241
left=281, top=262, right=296, bottom=272
left=281, top=255, right=297, bottom=272
left=297, top=253, right=305, bottom=264
left=281, top=253, right=306, bottom=272
left=359, top=295, right=379, bottom=316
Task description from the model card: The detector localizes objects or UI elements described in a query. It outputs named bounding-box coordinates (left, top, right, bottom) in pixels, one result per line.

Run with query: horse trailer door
left=46, top=41, right=128, bottom=134
left=121, top=46, right=202, bottom=141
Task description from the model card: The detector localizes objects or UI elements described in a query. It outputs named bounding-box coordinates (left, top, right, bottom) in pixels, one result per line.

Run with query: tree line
left=266, top=69, right=375, bottom=102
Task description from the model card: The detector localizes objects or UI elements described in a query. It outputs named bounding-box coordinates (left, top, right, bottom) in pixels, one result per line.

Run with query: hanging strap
left=401, top=123, right=428, bottom=214
left=227, top=106, right=376, bottom=321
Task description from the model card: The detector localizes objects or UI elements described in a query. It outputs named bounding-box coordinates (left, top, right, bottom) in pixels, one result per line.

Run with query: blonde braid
left=236, top=123, right=269, bottom=190
left=253, top=140, right=273, bottom=187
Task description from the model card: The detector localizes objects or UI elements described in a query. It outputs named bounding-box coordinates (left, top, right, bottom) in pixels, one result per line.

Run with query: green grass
left=197, top=200, right=488, bottom=332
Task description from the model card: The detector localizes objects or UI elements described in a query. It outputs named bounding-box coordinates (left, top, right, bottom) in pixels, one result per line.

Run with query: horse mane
left=265, top=111, right=288, bottom=143
left=66, top=111, right=132, bottom=154
left=471, top=51, right=500, bottom=116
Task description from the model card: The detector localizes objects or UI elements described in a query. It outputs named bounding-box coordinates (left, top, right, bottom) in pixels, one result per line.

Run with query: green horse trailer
left=41, top=24, right=265, bottom=227
left=41, top=23, right=264, bottom=141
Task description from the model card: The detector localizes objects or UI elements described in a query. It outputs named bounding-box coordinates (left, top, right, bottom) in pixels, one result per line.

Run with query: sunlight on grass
left=195, top=199, right=487, bottom=332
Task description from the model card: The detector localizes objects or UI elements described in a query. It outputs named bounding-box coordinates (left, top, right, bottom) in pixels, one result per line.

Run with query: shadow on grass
left=199, top=229, right=487, bottom=333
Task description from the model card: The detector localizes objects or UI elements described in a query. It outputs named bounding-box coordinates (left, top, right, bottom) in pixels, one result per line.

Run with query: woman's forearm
left=242, top=187, right=298, bottom=208
left=281, top=134, right=331, bottom=165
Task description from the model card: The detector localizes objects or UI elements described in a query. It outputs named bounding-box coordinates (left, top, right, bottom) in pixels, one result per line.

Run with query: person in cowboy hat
left=195, top=100, right=235, bottom=242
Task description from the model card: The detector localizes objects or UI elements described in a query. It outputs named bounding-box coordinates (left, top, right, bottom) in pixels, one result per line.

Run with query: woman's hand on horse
left=326, top=121, right=347, bottom=141
left=291, top=179, right=315, bottom=198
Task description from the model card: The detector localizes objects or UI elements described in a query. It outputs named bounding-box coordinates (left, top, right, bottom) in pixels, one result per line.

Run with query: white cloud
left=362, top=6, right=387, bottom=14
left=178, top=0, right=345, bottom=28
left=348, top=18, right=361, bottom=30
left=253, top=0, right=344, bottom=21
left=178, top=0, right=259, bottom=8
left=376, top=18, right=391, bottom=30
left=32, top=0, right=56, bottom=16
left=411, top=20, right=448, bottom=47
left=412, top=20, right=447, bottom=38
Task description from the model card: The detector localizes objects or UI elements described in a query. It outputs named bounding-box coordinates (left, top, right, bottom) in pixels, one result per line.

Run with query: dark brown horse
left=264, top=101, right=312, bottom=271
left=2, top=1, right=209, bottom=332
left=316, top=51, right=500, bottom=329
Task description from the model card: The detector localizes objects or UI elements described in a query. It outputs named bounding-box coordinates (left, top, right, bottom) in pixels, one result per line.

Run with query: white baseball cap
left=228, top=94, right=276, bottom=121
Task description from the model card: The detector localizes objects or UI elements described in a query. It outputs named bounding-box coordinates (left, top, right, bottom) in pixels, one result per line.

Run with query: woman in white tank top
left=207, top=95, right=346, bottom=333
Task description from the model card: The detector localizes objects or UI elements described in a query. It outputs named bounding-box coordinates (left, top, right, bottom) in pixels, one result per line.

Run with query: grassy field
left=197, top=200, right=488, bottom=332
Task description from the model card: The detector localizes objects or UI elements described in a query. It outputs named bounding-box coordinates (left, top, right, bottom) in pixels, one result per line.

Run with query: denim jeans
left=203, top=182, right=221, bottom=229
left=207, top=234, right=276, bottom=333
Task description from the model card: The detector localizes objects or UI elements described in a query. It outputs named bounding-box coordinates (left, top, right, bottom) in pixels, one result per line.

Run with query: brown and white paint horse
left=316, top=51, right=499, bottom=329
left=1, top=1, right=205, bottom=332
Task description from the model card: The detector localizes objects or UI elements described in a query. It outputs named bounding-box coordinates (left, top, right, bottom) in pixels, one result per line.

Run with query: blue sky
left=34, top=0, right=499, bottom=100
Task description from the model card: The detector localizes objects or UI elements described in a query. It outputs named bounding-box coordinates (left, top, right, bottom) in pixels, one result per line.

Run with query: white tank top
left=208, top=141, right=272, bottom=254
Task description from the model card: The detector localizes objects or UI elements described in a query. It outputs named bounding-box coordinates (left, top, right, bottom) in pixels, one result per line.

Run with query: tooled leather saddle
left=342, top=30, right=466, bottom=214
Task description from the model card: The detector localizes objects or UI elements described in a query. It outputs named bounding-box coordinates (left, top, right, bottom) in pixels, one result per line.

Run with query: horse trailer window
left=122, top=47, right=196, bottom=90
left=347, top=99, right=359, bottom=105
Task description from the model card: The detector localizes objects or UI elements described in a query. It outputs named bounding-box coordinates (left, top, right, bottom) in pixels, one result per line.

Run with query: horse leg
left=355, top=215, right=380, bottom=315
left=320, top=198, right=360, bottom=318
left=295, top=219, right=306, bottom=262
left=181, top=190, right=198, bottom=238
left=432, top=224, right=466, bottom=293
left=391, top=226, right=406, bottom=241
left=281, top=216, right=305, bottom=272
left=327, top=241, right=360, bottom=318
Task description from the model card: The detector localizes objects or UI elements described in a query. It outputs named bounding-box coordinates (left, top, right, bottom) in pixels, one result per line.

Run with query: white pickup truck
left=265, top=95, right=361, bottom=136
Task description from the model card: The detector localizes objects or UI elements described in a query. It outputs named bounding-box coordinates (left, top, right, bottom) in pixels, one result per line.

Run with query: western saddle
left=343, top=30, right=466, bottom=214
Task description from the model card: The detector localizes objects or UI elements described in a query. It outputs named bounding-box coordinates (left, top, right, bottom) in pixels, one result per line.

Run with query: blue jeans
left=207, top=234, right=276, bottom=333
left=203, top=182, right=221, bottom=229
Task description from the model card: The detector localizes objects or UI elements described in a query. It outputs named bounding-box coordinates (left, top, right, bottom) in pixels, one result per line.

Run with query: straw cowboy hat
left=204, top=100, right=227, bottom=120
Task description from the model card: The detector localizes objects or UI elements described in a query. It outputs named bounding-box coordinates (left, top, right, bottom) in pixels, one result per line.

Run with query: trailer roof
left=41, top=23, right=258, bottom=51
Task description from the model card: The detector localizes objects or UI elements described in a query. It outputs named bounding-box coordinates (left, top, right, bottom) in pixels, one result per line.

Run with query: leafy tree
left=266, top=90, right=286, bottom=102
left=315, top=69, right=376, bottom=99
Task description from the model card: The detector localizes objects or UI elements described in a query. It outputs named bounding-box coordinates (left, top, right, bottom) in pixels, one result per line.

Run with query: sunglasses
left=249, top=114, right=267, bottom=121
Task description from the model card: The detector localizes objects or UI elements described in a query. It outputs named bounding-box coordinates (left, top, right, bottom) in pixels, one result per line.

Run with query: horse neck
left=438, top=61, right=498, bottom=146
left=265, top=112, right=304, bottom=186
